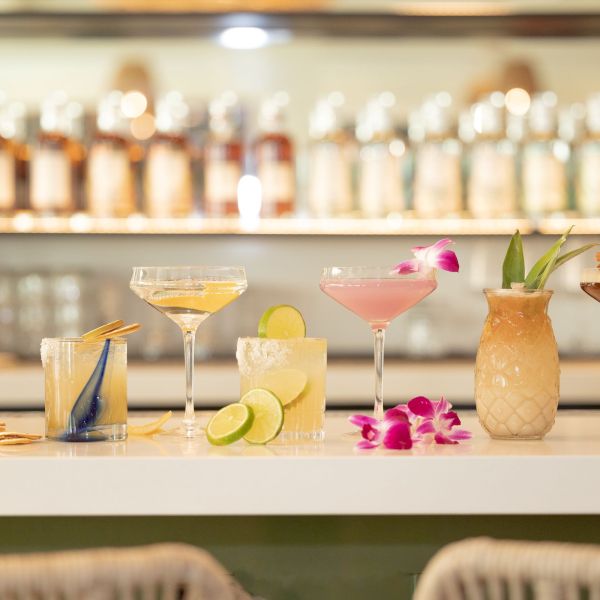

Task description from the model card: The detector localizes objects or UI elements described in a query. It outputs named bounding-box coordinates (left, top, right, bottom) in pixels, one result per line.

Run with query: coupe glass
left=130, top=266, right=247, bottom=437
left=320, top=266, right=437, bottom=419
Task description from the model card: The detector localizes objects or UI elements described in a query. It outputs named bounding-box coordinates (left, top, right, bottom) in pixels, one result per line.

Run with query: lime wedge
left=258, top=305, right=306, bottom=339
left=206, top=403, right=254, bottom=446
left=241, top=388, right=284, bottom=444
left=261, top=368, right=308, bottom=406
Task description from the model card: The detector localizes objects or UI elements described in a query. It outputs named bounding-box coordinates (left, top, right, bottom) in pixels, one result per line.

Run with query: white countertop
left=2, top=410, right=600, bottom=517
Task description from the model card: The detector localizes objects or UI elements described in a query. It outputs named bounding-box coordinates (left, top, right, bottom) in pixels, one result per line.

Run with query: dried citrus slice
left=128, top=411, right=173, bottom=436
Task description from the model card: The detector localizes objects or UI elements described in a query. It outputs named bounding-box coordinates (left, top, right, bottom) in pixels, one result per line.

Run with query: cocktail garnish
left=259, top=368, right=308, bottom=406
left=0, top=431, right=42, bottom=445
left=258, top=305, right=306, bottom=339
left=128, top=411, right=174, bottom=436
left=206, top=404, right=254, bottom=446
left=82, top=320, right=124, bottom=341
left=240, top=388, right=284, bottom=445
left=502, top=227, right=598, bottom=290
left=94, top=323, right=142, bottom=341
left=393, top=238, right=459, bottom=275
left=349, top=396, right=471, bottom=450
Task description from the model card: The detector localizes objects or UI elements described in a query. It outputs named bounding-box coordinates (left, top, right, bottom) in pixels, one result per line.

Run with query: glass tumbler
left=42, top=337, right=127, bottom=442
left=237, top=337, right=327, bottom=442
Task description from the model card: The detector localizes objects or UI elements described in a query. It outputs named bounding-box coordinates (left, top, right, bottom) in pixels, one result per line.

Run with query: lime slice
left=241, top=388, right=284, bottom=444
left=261, top=368, right=308, bottom=406
left=206, top=403, right=254, bottom=446
left=258, top=305, right=306, bottom=339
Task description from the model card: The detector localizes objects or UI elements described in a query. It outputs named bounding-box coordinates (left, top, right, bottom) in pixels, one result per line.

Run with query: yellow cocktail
left=237, top=337, right=327, bottom=442
left=42, top=337, right=127, bottom=441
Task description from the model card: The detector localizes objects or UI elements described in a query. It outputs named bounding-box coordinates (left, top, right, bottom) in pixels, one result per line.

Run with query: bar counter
left=2, top=410, right=600, bottom=517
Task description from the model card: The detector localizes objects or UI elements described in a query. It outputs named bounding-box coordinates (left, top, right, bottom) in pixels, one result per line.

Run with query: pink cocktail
left=320, top=277, right=437, bottom=330
left=320, top=266, right=437, bottom=419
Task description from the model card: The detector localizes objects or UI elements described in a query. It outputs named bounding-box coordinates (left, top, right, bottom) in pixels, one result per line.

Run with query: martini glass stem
left=182, top=328, right=197, bottom=437
left=373, top=328, right=385, bottom=420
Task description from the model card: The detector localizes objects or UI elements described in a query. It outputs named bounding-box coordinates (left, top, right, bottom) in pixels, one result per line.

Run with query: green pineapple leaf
left=502, top=230, right=525, bottom=289
left=552, top=243, right=599, bottom=272
left=524, top=226, right=573, bottom=289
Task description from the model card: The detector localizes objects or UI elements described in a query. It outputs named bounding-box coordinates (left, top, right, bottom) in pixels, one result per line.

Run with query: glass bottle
left=475, top=288, right=559, bottom=440
left=87, top=91, right=136, bottom=217
left=413, top=93, right=462, bottom=218
left=307, top=94, right=353, bottom=217
left=144, top=92, right=194, bottom=218
left=0, top=94, right=18, bottom=214
left=356, top=94, right=405, bottom=218
left=467, top=96, right=517, bottom=218
left=203, top=93, right=243, bottom=217
left=576, top=94, right=600, bottom=216
left=522, top=91, right=569, bottom=217
left=255, top=93, right=295, bottom=218
left=30, top=91, right=76, bottom=215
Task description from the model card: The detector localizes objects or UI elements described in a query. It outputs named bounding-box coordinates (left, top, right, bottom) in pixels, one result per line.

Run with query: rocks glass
left=42, top=337, right=127, bottom=442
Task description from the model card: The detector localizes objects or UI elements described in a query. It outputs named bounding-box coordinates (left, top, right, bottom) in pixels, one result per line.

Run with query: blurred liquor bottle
left=576, top=94, right=600, bottom=216
left=87, top=91, right=136, bottom=217
left=255, top=92, right=295, bottom=218
left=412, top=92, right=462, bottom=217
left=356, top=93, right=405, bottom=218
left=0, top=94, right=18, bottom=214
left=144, top=92, right=194, bottom=217
left=307, top=93, right=353, bottom=217
left=522, top=92, right=569, bottom=217
left=30, top=91, right=78, bottom=214
left=466, top=94, right=517, bottom=218
left=204, top=92, right=243, bottom=217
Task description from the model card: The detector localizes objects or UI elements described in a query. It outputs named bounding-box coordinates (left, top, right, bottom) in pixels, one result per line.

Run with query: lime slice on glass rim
left=206, top=403, right=254, bottom=446
left=258, top=305, right=306, bottom=339
left=241, top=388, right=285, bottom=445
left=261, top=368, right=308, bottom=406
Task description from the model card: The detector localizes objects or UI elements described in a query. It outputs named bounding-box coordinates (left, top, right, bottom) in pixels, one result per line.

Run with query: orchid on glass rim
left=349, top=396, right=471, bottom=450
left=393, top=239, right=459, bottom=275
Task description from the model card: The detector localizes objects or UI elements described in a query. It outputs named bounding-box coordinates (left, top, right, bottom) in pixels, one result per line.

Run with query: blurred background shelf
left=1, top=357, right=598, bottom=409
left=3, top=3, right=600, bottom=39
left=0, top=215, right=540, bottom=236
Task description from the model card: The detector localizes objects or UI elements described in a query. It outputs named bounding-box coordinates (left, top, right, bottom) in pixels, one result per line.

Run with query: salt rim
left=40, top=339, right=50, bottom=369
left=236, top=338, right=292, bottom=377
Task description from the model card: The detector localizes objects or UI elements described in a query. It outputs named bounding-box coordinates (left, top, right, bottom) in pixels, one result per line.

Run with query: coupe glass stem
left=373, top=328, right=385, bottom=420
left=182, top=328, right=196, bottom=437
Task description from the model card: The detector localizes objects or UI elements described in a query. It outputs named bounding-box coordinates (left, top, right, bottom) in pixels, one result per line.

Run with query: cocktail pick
left=82, top=320, right=124, bottom=342
left=95, top=323, right=142, bottom=341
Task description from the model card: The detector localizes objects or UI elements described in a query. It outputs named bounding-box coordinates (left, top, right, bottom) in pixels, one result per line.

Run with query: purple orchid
left=393, top=238, right=459, bottom=275
left=350, top=395, right=471, bottom=450
left=408, top=396, right=472, bottom=445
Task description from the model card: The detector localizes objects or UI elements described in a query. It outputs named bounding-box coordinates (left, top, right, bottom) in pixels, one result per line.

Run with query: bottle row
left=0, top=88, right=600, bottom=219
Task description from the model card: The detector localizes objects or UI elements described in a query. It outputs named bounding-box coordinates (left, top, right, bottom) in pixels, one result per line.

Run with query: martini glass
left=130, top=266, right=247, bottom=438
left=320, top=266, right=437, bottom=420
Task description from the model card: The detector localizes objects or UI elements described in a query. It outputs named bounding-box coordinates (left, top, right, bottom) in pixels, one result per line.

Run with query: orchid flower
left=350, top=395, right=471, bottom=450
left=408, top=396, right=472, bottom=445
left=393, top=239, right=459, bottom=275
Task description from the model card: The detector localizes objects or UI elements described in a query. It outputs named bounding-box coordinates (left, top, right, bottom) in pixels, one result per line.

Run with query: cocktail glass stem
left=182, top=328, right=197, bottom=437
left=373, top=328, right=385, bottom=420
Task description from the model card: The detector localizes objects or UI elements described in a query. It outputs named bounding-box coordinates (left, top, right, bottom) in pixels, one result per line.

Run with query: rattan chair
left=414, top=537, right=600, bottom=600
left=0, top=542, right=251, bottom=599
